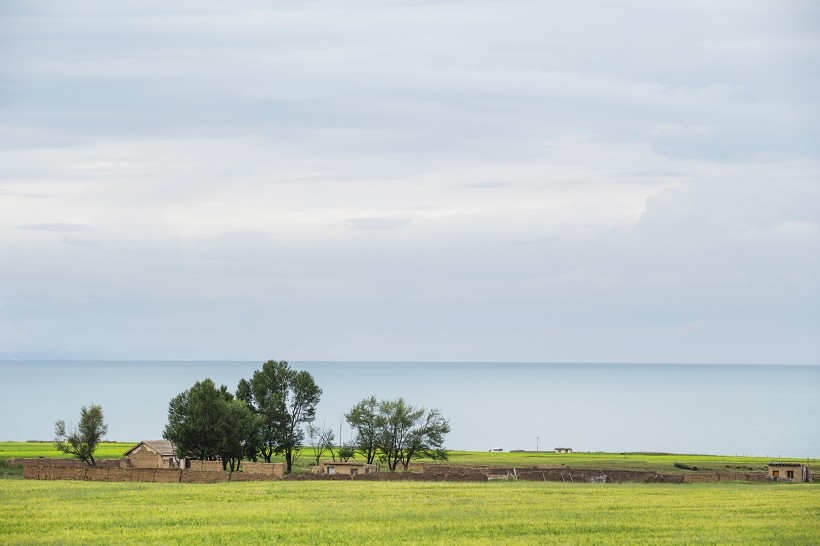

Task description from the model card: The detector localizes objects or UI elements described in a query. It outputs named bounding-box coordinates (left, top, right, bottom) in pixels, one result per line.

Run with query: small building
left=320, top=461, right=379, bottom=476
left=768, top=462, right=811, bottom=482
left=123, top=440, right=180, bottom=469
left=554, top=447, right=572, bottom=454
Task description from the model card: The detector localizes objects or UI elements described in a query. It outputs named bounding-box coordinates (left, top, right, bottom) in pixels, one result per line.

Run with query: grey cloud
left=19, top=223, right=95, bottom=232
left=0, top=1, right=818, bottom=363
left=346, top=217, right=412, bottom=231
left=458, top=182, right=509, bottom=189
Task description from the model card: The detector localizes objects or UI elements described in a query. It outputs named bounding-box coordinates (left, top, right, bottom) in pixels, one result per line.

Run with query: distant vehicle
left=488, top=448, right=504, bottom=452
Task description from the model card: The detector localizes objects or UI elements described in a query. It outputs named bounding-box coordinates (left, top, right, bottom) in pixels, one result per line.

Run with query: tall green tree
left=345, top=395, right=381, bottom=464
left=54, top=404, right=108, bottom=467
left=376, top=398, right=450, bottom=471
left=220, top=398, right=263, bottom=471
left=163, top=378, right=229, bottom=461
left=239, top=360, right=322, bottom=473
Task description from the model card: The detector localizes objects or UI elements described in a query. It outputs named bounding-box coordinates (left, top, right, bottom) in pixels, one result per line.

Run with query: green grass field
left=440, top=451, right=803, bottom=473
left=0, top=480, right=817, bottom=544
left=2, top=442, right=812, bottom=476
left=0, top=442, right=133, bottom=461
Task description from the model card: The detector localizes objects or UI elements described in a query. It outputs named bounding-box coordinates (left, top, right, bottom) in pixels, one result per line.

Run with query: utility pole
left=536, top=436, right=539, bottom=452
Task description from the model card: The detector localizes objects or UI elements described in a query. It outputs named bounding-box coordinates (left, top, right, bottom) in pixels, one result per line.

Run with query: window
left=787, top=471, right=794, bottom=479
left=351, top=468, right=358, bottom=476
left=327, top=466, right=335, bottom=475
left=772, top=470, right=779, bottom=477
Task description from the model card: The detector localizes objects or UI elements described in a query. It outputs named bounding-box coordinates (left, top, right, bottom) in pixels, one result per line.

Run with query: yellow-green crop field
left=0, top=480, right=817, bottom=545
left=1, top=442, right=813, bottom=476
left=0, top=442, right=132, bottom=460
left=441, top=451, right=804, bottom=473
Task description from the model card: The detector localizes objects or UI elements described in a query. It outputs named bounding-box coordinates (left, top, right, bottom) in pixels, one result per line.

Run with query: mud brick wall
left=24, top=465, right=87, bottom=480
left=188, top=460, right=224, bottom=472
left=11, top=458, right=84, bottom=468
left=18, top=460, right=289, bottom=483
left=180, top=470, right=229, bottom=483
left=127, top=449, right=162, bottom=469
left=513, top=468, right=685, bottom=483
left=683, top=471, right=768, bottom=483
left=241, top=462, right=285, bottom=478
left=230, top=472, right=279, bottom=482
left=10, top=458, right=123, bottom=469
left=368, top=471, right=488, bottom=482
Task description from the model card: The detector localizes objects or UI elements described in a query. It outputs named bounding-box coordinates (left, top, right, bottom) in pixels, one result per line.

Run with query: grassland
left=2, top=442, right=812, bottom=476
left=0, top=480, right=817, bottom=544
left=440, top=451, right=801, bottom=473
left=0, top=442, right=133, bottom=461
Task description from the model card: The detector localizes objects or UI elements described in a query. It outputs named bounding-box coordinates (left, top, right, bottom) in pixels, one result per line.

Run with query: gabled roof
left=124, top=440, right=176, bottom=457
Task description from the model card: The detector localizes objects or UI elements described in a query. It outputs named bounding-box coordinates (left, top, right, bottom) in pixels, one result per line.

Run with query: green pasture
left=0, top=442, right=814, bottom=476
left=0, top=442, right=133, bottom=461
left=440, top=451, right=804, bottom=473
left=0, top=480, right=817, bottom=545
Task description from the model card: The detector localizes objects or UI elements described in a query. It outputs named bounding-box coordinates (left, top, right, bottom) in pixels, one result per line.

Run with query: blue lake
left=1, top=361, right=817, bottom=457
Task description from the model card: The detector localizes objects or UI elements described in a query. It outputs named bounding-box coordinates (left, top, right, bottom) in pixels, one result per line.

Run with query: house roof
left=322, top=461, right=370, bottom=466
left=124, top=440, right=176, bottom=457
left=768, top=462, right=805, bottom=467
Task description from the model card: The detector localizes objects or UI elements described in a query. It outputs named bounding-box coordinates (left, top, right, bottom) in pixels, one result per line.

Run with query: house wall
left=768, top=465, right=806, bottom=481
left=321, top=463, right=379, bottom=476
left=127, top=447, right=163, bottom=469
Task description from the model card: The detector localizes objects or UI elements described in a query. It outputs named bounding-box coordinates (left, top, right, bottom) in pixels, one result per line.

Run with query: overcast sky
left=1, top=1, right=818, bottom=363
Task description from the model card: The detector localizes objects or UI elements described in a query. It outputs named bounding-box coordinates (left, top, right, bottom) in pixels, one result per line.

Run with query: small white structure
left=554, top=447, right=572, bottom=454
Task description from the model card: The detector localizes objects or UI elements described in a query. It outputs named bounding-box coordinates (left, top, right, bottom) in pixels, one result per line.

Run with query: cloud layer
left=1, top=1, right=818, bottom=362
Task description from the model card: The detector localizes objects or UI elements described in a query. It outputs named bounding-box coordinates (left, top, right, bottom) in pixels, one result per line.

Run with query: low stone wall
left=188, top=460, right=224, bottom=472
left=289, top=470, right=488, bottom=482
left=9, top=458, right=121, bottom=469
left=513, top=468, right=768, bottom=483
left=20, top=459, right=284, bottom=483
left=682, top=471, right=768, bottom=483
left=241, top=462, right=285, bottom=478
left=16, top=459, right=769, bottom=485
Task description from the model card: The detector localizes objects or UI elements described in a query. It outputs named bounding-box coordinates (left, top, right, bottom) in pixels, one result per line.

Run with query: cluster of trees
left=163, top=360, right=320, bottom=473
left=345, top=396, right=450, bottom=471
left=53, top=360, right=451, bottom=473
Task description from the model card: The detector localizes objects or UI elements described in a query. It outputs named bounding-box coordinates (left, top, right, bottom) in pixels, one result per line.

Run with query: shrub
left=674, top=463, right=698, bottom=471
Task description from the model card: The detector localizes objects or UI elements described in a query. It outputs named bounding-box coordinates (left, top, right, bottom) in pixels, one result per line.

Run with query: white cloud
left=0, top=0, right=817, bottom=362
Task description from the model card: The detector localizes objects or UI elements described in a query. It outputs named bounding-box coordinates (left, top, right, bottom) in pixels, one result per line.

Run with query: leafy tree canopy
left=54, top=404, right=108, bottom=467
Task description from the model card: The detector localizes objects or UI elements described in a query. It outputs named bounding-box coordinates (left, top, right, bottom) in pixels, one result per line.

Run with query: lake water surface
left=1, top=361, right=817, bottom=457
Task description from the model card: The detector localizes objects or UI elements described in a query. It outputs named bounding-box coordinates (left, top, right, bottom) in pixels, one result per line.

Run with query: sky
left=1, top=1, right=818, bottom=363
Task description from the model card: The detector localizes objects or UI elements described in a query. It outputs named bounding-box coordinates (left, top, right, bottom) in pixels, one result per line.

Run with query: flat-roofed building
left=320, top=461, right=379, bottom=476
left=768, top=462, right=811, bottom=482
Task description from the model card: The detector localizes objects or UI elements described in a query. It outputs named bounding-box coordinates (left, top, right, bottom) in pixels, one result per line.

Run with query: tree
left=337, top=443, right=356, bottom=462
left=164, top=379, right=261, bottom=471
left=220, top=398, right=263, bottom=472
left=376, top=398, right=450, bottom=471
left=278, top=368, right=322, bottom=473
left=307, top=423, right=336, bottom=466
left=239, top=360, right=322, bottom=473
left=345, top=395, right=381, bottom=464
left=54, top=404, right=108, bottom=467
left=163, top=378, right=230, bottom=462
